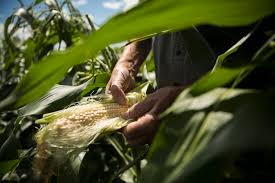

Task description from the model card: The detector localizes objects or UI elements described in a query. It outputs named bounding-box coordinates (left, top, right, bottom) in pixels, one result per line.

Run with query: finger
left=124, top=76, right=135, bottom=92
left=149, top=100, right=168, bottom=116
left=105, top=80, right=112, bottom=94
left=149, top=94, right=178, bottom=116
left=122, top=114, right=156, bottom=139
left=110, top=69, right=128, bottom=91
left=111, top=79, right=124, bottom=92
left=110, top=85, right=127, bottom=105
left=124, top=97, right=155, bottom=119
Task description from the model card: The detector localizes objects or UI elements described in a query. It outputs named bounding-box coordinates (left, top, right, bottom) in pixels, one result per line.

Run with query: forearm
left=116, top=39, right=152, bottom=77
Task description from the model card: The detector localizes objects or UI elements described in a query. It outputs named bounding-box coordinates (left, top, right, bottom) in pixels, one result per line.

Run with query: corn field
left=0, top=0, right=275, bottom=183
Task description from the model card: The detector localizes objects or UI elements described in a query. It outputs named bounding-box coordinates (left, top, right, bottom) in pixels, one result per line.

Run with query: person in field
left=106, top=27, right=215, bottom=145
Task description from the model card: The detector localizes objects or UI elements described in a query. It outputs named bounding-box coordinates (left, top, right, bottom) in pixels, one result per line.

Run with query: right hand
left=106, top=39, right=152, bottom=105
left=105, top=62, right=135, bottom=105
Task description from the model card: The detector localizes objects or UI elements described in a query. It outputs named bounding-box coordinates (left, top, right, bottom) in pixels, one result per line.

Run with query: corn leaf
left=18, top=73, right=109, bottom=116
left=141, top=27, right=275, bottom=183
left=0, top=0, right=274, bottom=110
left=0, top=159, right=19, bottom=177
left=141, top=88, right=275, bottom=183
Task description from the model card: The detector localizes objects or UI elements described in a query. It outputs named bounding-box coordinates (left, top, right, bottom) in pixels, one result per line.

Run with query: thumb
left=105, top=80, right=112, bottom=94
left=110, top=85, right=127, bottom=105
left=124, top=97, right=155, bottom=119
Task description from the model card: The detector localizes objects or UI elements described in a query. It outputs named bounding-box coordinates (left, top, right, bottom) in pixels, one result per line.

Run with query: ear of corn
left=33, top=83, right=149, bottom=181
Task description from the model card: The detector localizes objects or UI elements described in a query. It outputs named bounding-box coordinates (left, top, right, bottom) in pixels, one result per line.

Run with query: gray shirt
left=153, top=27, right=216, bottom=88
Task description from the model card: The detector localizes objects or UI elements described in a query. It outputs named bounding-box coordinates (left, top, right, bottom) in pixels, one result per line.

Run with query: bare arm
left=106, top=39, right=152, bottom=104
left=116, top=39, right=152, bottom=76
left=107, top=39, right=186, bottom=146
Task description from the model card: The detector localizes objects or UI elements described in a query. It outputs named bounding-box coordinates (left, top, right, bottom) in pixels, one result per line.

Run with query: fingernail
left=116, top=97, right=126, bottom=105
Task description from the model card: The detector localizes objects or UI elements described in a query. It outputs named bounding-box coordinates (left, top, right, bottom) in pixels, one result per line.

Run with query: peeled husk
left=33, top=87, right=147, bottom=181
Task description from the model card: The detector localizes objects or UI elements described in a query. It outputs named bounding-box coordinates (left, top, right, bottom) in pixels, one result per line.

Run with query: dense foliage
left=0, top=0, right=274, bottom=182
left=0, top=1, right=151, bottom=182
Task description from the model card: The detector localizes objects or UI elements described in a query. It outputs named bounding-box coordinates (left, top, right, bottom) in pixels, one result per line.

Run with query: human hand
left=122, top=86, right=184, bottom=146
left=106, top=40, right=152, bottom=105
left=105, top=62, right=135, bottom=105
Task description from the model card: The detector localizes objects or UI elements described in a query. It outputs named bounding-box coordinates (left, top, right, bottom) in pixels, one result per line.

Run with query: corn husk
left=33, top=83, right=149, bottom=181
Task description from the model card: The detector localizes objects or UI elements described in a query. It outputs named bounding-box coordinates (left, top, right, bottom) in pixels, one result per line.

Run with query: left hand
left=122, top=86, right=184, bottom=146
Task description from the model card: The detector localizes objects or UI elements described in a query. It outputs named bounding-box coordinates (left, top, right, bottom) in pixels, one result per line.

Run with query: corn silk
left=33, top=84, right=148, bottom=180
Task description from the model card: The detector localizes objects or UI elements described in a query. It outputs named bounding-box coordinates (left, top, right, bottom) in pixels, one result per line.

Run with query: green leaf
left=0, top=159, right=19, bottom=176
left=149, top=31, right=275, bottom=182
left=176, top=92, right=275, bottom=183
left=80, top=73, right=110, bottom=96
left=34, top=0, right=43, bottom=5
left=189, top=67, right=249, bottom=96
left=212, top=33, right=251, bottom=70
left=141, top=88, right=275, bottom=183
left=176, top=26, right=274, bottom=98
left=1, top=0, right=274, bottom=110
left=18, top=73, right=110, bottom=116
left=18, top=81, right=90, bottom=117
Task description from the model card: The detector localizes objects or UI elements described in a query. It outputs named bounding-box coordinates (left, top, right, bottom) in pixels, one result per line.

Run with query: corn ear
left=33, top=83, right=149, bottom=180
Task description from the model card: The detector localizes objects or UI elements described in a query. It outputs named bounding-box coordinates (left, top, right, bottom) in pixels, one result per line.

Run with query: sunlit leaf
left=1, top=0, right=274, bottom=110
left=18, top=73, right=110, bottom=116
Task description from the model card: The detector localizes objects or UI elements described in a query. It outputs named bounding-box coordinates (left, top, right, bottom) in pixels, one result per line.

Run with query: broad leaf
left=141, top=88, right=275, bottom=183
left=0, top=0, right=274, bottom=110
left=0, top=159, right=19, bottom=176
left=18, top=73, right=109, bottom=116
